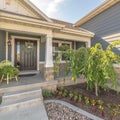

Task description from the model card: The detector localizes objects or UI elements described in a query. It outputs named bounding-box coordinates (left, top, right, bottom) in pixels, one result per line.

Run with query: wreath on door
left=23, top=42, right=35, bottom=53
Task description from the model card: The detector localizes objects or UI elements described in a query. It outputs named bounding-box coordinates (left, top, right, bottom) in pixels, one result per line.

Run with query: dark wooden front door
left=15, top=39, right=37, bottom=71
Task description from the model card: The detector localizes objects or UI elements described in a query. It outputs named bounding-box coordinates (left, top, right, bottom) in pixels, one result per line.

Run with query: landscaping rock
left=45, top=102, right=90, bottom=120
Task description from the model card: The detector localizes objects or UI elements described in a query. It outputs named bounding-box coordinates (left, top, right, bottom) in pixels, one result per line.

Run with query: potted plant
left=0, top=60, right=19, bottom=84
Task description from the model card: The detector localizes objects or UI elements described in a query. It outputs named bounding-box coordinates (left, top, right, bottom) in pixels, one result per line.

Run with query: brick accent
left=44, top=67, right=54, bottom=81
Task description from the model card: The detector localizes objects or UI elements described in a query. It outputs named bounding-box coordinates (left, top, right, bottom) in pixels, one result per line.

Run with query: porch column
left=86, top=40, right=91, bottom=48
left=44, top=34, right=54, bottom=81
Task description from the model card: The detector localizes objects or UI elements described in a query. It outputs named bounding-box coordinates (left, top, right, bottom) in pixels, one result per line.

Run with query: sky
left=30, top=0, right=105, bottom=23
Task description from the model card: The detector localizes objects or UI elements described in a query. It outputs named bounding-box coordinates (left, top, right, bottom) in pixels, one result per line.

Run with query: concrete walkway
left=0, top=87, right=48, bottom=120
left=0, top=102, right=48, bottom=120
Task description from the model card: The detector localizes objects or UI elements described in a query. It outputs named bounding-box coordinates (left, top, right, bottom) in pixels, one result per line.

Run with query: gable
left=0, top=0, right=52, bottom=22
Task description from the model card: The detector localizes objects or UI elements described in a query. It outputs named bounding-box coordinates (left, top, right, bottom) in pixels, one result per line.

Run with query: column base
left=44, top=67, right=54, bottom=81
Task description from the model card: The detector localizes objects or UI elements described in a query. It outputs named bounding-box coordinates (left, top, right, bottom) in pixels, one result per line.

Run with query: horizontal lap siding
left=80, top=2, right=120, bottom=54
left=0, top=31, right=6, bottom=61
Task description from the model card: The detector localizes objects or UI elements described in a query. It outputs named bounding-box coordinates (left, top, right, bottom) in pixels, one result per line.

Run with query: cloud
left=30, top=0, right=65, bottom=18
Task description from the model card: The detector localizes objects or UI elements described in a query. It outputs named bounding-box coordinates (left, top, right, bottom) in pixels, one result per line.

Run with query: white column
left=45, top=34, right=53, bottom=68
left=6, top=32, right=8, bottom=60
left=86, top=40, right=91, bottom=48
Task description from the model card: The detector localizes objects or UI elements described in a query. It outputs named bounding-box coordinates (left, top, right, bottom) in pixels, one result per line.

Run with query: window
left=52, top=42, right=59, bottom=60
left=52, top=41, right=72, bottom=61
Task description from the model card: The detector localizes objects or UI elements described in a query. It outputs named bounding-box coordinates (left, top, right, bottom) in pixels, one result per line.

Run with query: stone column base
left=44, top=67, right=54, bottom=81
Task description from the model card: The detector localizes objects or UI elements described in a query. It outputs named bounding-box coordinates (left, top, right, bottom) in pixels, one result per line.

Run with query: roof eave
left=61, top=28, right=95, bottom=37
left=74, top=0, right=119, bottom=26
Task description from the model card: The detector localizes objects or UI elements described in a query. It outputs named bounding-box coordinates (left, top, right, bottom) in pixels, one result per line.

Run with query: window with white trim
left=52, top=41, right=72, bottom=61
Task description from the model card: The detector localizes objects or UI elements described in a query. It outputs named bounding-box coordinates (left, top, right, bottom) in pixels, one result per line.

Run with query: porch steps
left=0, top=87, right=48, bottom=120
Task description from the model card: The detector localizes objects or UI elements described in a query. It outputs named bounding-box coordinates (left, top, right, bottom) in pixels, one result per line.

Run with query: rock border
left=44, top=100, right=104, bottom=120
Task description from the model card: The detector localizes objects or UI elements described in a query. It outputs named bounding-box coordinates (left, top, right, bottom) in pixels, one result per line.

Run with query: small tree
left=85, top=43, right=119, bottom=96
left=54, top=42, right=120, bottom=96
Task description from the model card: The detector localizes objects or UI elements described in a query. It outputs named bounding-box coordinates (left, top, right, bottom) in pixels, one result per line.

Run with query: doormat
left=18, top=74, right=37, bottom=77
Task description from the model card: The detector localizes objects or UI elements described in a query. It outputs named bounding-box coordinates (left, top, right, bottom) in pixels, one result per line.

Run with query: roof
left=51, top=18, right=92, bottom=33
left=74, top=0, right=120, bottom=26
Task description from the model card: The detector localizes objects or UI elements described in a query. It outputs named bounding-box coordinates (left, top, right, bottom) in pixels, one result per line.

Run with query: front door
left=15, top=39, right=37, bottom=71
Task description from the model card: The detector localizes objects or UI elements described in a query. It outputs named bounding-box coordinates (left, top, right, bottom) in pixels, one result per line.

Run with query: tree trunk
left=95, top=83, right=98, bottom=96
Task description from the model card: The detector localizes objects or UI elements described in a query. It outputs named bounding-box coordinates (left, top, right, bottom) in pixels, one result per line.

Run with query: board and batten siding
left=0, top=30, right=6, bottom=61
left=80, top=2, right=120, bottom=54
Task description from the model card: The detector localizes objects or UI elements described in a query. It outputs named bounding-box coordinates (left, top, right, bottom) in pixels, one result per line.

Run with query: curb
left=44, top=100, right=104, bottom=120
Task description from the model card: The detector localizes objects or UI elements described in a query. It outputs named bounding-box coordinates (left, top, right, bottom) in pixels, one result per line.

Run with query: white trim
left=11, top=35, right=40, bottom=71
left=11, top=36, right=14, bottom=66
left=45, top=35, right=53, bottom=68
left=11, top=36, right=40, bottom=41
left=74, top=41, right=76, bottom=50
left=39, top=61, right=45, bottom=64
left=102, top=33, right=120, bottom=42
left=6, top=31, right=8, bottom=60
left=74, top=1, right=119, bottom=26
left=37, top=39, right=40, bottom=71
left=102, top=33, right=120, bottom=49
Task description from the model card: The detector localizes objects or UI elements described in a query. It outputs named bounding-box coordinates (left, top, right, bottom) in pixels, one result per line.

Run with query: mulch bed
left=44, top=82, right=120, bottom=120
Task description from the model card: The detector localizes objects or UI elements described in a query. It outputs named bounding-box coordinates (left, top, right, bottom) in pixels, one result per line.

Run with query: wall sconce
left=7, top=37, right=12, bottom=46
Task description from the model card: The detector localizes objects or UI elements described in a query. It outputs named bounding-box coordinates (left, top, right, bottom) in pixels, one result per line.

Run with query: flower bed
left=43, top=83, right=120, bottom=120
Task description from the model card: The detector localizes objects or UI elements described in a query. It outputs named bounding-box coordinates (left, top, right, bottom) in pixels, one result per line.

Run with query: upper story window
left=52, top=41, right=72, bottom=61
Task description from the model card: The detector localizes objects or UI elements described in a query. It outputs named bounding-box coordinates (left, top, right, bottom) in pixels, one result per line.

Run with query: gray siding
left=80, top=2, right=120, bottom=54
left=0, top=30, right=6, bottom=61
left=40, top=42, right=45, bottom=61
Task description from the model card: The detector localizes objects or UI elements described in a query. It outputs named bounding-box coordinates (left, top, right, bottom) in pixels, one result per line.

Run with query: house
left=0, top=0, right=94, bottom=82
left=74, top=0, right=120, bottom=79
left=75, top=0, right=120, bottom=54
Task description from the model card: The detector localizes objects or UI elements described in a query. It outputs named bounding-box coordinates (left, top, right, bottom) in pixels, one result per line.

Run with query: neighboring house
left=74, top=0, right=120, bottom=80
left=0, top=0, right=94, bottom=81
left=75, top=0, right=120, bottom=54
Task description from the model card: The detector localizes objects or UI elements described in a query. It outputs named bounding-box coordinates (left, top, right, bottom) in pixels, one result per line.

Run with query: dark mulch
left=44, top=82, right=120, bottom=120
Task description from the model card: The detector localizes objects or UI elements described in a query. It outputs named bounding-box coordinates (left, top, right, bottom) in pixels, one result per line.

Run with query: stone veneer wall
left=44, top=67, right=54, bottom=81
left=39, top=63, right=44, bottom=75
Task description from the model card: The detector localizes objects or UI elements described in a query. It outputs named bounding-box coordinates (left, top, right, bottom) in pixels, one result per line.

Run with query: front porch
left=0, top=10, right=94, bottom=91
left=0, top=73, right=57, bottom=94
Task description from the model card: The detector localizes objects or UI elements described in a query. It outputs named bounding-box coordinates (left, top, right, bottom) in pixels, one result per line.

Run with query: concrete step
left=0, top=87, right=43, bottom=112
left=0, top=98, right=41, bottom=113
left=0, top=87, right=48, bottom=120
left=2, top=88, right=42, bottom=104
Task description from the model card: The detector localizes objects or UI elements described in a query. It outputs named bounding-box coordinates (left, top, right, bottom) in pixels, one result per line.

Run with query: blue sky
left=30, top=0, right=105, bottom=23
